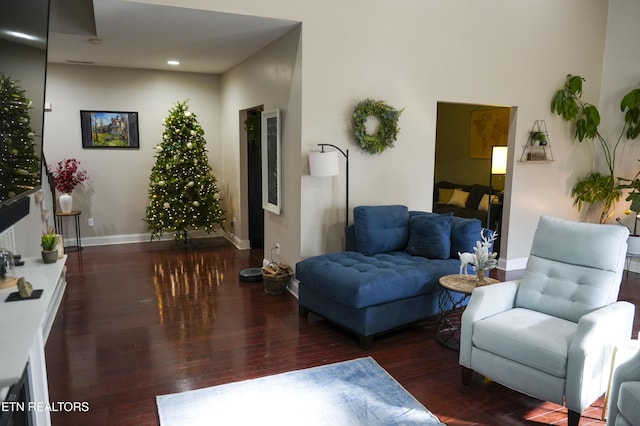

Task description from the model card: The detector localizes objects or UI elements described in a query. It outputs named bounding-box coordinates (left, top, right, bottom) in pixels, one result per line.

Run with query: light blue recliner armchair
left=460, top=216, right=635, bottom=426
left=607, top=349, right=640, bottom=425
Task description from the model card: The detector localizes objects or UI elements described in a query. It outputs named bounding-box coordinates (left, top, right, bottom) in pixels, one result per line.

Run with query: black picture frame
left=261, top=109, right=281, bottom=215
left=80, top=110, right=139, bottom=149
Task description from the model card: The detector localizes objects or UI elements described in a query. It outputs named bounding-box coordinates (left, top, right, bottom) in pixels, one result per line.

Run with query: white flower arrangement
left=473, top=230, right=498, bottom=272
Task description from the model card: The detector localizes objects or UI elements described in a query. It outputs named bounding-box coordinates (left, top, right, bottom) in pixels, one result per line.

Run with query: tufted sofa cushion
left=295, top=251, right=458, bottom=308
left=354, top=205, right=409, bottom=255
left=515, top=216, right=629, bottom=323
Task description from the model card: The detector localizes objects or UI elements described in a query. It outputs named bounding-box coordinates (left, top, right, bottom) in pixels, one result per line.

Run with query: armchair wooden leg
left=567, top=409, right=580, bottom=426
left=461, top=366, right=473, bottom=386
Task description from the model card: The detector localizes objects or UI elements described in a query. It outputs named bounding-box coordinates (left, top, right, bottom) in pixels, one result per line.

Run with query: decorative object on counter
left=6, top=289, right=43, bottom=302
left=551, top=74, right=640, bottom=223
left=352, top=99, right=403, bottom=154
left=0, top=248, right=17, bottom=289
left=56, top=234, right=65, bottom=259
left=49, top=158, right=88, bottom=213
left=17, top=277, right=33, bottom=298
left=261, top=262, right=293, bottom=295
left=41, top=229, right=58, bottom=264
left=471, top=231, right=498, bottom=284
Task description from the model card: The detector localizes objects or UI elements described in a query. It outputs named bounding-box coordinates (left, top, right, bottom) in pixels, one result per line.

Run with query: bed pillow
left=437, top=187, right=457, bottom=204
left=406, top=213, right=452, bottom=259
left=447, top=189, right=469, bottom=208
left=478, top=194, right=500, bottom=211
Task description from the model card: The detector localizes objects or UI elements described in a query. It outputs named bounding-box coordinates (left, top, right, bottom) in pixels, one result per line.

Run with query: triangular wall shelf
left=520, top=120, right=553, bottom=162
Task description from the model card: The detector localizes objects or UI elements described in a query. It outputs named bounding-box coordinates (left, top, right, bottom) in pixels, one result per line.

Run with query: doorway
left=244, top=106, right=264, bottom=248
left=434, top=102, right=513, bottom=256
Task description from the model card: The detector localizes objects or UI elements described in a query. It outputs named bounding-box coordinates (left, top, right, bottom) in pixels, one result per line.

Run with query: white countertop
left=0, top=257, right=66, bottom=396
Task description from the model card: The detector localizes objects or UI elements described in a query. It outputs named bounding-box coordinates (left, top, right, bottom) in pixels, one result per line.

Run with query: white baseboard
left=287, top=277, right=299, bottom=299
left=226, top=233, right=251, bottom=250
left=65, top=230, right=249, bottom=248
left=498, top=256, right=528, bottom=272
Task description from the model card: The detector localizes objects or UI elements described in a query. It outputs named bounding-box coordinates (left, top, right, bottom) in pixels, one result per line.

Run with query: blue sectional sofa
left=296, top=205, right=485, bottom=349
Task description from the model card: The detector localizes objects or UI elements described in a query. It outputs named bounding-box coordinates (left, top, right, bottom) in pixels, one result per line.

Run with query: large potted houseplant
left=50, top=158, right=88, bottom=213
left=551, top=75, right=640, bottom=223
left=617, top=165, right=640, bottom=254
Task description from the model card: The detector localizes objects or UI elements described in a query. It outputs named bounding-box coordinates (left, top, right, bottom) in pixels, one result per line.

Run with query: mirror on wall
left=434, top=101, right=511, bottom=253
left=0, top=0, right=50, bottom=232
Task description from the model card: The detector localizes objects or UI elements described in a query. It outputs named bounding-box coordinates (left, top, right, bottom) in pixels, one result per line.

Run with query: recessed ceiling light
left=167, top=60, right=180, bottom=66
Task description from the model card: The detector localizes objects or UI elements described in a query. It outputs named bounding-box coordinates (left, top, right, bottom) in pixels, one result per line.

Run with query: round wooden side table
left=436, top=273, right=499, bottom=350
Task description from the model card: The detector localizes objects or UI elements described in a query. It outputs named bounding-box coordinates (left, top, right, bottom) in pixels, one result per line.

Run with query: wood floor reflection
left=45, top=238, right=640, bottom=425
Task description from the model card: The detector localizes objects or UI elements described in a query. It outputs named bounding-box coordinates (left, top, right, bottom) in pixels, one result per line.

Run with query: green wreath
left=353, top=99, right=403, bottom=154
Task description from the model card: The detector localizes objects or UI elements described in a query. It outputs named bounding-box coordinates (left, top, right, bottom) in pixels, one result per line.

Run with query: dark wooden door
left=246, top=107, right=263, bottom=248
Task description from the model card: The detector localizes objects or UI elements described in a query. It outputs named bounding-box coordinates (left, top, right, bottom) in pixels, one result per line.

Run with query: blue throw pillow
left=450, top=216, right=482, bottom=258
left=406, top=213, right=452, bottom=259
left=354, top=205, right=410, bottom=255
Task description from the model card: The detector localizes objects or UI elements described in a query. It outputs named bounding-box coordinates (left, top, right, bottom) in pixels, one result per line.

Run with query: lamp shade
left=491, top=146, right=508, bottom=175
left=309, top=151, right=340, bottom=177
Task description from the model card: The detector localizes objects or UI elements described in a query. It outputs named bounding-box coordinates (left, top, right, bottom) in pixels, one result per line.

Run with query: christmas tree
left=145, top=100, right=225, bottom=241
left=0, top=73, right=41, bottom=201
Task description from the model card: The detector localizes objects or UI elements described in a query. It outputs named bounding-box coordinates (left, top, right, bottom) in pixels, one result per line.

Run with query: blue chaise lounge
left=295, top=205, right=486, bottom=349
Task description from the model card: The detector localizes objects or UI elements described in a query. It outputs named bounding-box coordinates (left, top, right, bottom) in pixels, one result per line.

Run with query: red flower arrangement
left=50, top=158, right=88, bottom=194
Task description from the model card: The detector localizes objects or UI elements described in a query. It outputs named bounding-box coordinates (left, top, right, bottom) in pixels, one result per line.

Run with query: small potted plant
left=530, top=131, right=547, bottom=146
left=41, top=229, right=58, bottom=264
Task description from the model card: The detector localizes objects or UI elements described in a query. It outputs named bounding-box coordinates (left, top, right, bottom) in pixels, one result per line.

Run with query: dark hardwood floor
left=45, top=238, right=640, bottom=425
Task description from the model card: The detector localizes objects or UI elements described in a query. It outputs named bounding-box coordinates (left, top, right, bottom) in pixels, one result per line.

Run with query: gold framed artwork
left=469, top=108, right=509, bottom=159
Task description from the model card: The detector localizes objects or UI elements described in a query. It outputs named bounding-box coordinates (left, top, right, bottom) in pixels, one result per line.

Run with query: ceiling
left=47, top=0, right=299, bottom=74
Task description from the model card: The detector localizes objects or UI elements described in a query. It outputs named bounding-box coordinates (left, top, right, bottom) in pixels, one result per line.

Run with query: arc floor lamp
left=308, top=144, right=350, bottom=226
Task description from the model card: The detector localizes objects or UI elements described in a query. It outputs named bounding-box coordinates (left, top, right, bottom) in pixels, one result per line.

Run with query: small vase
left=59, top=193, right=73, bottom=213
left=476, top=269, right=486, bottom=284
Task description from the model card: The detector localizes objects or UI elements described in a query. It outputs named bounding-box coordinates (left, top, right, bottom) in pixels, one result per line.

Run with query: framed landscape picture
left=80, top=110, right=139, bottom=149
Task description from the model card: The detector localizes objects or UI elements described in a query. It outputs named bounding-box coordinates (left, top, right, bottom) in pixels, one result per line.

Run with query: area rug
left=156, top=357, right=445, bottom=425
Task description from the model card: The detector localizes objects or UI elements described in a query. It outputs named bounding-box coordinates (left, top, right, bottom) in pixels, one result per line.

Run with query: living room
left=3, top=0, right=635, bottom=274
left=2, top=0, right=640, bottom=425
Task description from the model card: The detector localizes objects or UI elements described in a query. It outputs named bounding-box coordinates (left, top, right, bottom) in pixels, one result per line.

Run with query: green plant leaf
left=566, top=74, right=584, bottom=96
left=551, top=90, right=565, bottom=114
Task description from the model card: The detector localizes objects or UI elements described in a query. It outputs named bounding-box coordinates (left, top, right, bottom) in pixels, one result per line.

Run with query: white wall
left=601, top=0, right=640, bottom=229
left=43, top=65, right=221, bottom=244
left=220, top=27, right=302, bottom=266
left=174, top=0, right=607, bottom=266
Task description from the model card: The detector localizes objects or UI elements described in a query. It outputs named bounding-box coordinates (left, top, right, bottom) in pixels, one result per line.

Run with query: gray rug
left=156, top=357, right=445, bottom=425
